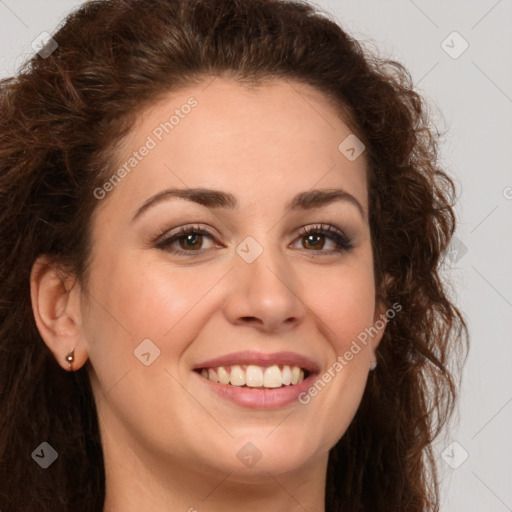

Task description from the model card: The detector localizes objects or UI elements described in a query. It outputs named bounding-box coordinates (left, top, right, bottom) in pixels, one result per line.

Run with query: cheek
left=89, top=252, right=194, bottom=334
left=298, top=272, right=375, bottom=453
left=83, top=253, right=221, bottom=376
left=308, top=263, right=377, bottom=349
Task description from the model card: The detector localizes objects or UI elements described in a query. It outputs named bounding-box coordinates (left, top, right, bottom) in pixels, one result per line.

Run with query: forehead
left=96, top=78, right=368, bottom=219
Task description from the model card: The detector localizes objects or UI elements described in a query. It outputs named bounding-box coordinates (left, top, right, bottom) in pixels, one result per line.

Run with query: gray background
left=1, top=0, right=511, bottom=510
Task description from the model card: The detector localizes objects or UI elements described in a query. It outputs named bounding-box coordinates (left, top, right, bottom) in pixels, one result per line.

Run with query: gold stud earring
left=65, top=349, right=75, bottom=371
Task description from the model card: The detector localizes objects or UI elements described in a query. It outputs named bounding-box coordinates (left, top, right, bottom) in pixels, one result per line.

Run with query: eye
left=155, top=224, right=219, bottom=255
left=155, top=222, right=354, bottom=257
left=292, top=223, right=354, bottom=256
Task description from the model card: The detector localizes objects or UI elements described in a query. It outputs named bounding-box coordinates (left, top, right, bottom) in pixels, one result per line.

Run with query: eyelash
left=155, top=223, right=354, bottom=257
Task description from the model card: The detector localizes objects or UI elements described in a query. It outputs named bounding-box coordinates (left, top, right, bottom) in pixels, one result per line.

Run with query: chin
left=196, top=430, right=323, bottom=479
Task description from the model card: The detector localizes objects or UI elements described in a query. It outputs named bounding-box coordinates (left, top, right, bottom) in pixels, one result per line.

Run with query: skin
left=31, top=78, right=387, bottom=512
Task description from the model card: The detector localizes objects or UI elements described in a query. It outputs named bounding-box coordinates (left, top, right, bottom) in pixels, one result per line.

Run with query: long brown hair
left=0, top=0, right=468, bottom=510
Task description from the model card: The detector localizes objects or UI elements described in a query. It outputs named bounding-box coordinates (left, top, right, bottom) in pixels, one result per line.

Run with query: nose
left=222, top=241, right=307, bottom=333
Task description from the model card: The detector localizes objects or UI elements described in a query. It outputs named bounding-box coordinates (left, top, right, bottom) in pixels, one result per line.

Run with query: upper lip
left=193, top=350, right=320, bottom=373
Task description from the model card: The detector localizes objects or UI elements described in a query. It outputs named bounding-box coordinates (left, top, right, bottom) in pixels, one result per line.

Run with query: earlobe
left=30, top=255, right=88, bottom=372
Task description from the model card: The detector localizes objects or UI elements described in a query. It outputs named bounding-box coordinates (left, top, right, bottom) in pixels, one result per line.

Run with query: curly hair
left=0, top=0, right=468, bottom=510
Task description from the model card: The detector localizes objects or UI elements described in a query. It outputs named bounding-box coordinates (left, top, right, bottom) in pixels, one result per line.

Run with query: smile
left=196, top=364, right=309, bottom=388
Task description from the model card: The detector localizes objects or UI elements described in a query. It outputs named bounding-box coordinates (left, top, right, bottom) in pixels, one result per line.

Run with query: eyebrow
left=131, top=187, right=366, bottom=222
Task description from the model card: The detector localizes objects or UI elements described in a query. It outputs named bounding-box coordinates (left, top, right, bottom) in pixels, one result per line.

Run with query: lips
left=192, top=351, right=320, bottom=405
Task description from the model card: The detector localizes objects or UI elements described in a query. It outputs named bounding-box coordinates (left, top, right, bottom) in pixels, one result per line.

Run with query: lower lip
left=194, top=371, right=317, bottom=409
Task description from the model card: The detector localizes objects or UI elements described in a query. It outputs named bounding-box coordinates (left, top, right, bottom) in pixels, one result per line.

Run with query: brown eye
left=178, top=233, right=204, bottom=251
left=302, top=232, right=326, bottom=250
left=293, top=224, right=354, bottom=256
left=156, top=225, right=218, bottom=255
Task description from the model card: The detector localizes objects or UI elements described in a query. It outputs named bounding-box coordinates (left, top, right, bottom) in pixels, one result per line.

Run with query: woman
left=0, top=0, right=468, bottom=510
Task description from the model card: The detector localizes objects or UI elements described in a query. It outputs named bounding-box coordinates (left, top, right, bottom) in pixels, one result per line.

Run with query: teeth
left=263, top=365, right=282, bottom=388
left=199, top=364, right=307, bottom=388
left=291, top=366, right=300, bottom=385
left=246, top=365, right=263, bottom=387
left=282, top=365, right=292, bottom=385
left=229, top=365, right=245, bottom=386
left=217, top=366, right=230, bottom=385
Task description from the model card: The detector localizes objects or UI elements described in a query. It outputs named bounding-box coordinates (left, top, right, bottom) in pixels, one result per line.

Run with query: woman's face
left=80, top=78, right=386, bottom=482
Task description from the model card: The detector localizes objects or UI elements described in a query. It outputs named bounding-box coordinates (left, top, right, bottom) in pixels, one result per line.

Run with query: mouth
left=192, top=351, right=320, bottom=408
left=194, top=364, right=312, bottom=389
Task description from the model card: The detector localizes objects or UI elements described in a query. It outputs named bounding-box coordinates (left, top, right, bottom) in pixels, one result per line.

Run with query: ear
left=30, top=255, right=88, bottom=372
left=370, top=274, right=394, bottom=365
